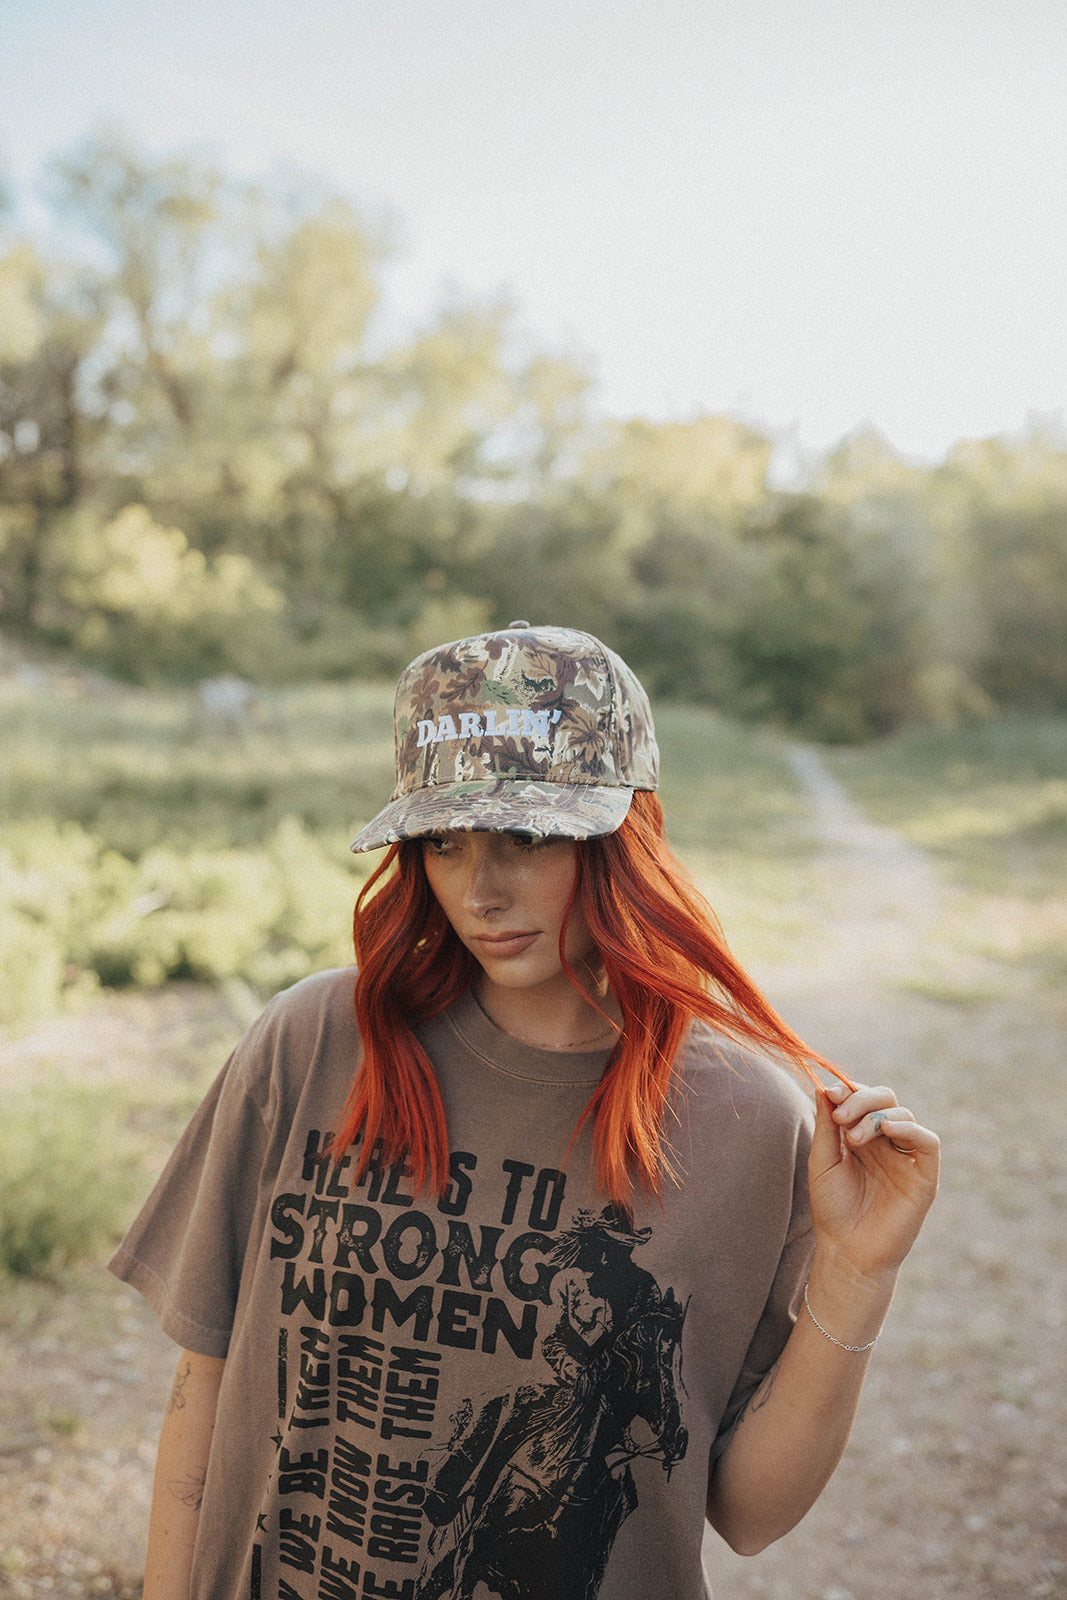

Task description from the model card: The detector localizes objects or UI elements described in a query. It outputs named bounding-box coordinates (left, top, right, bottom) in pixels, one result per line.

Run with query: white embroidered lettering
left=521, top=709, right=551, bottom=739
left=420, top=707, right=561, bottom=745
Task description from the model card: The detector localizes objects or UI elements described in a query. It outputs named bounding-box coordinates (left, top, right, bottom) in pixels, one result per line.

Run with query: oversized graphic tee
left=111, top=970, right=815, bottom=1600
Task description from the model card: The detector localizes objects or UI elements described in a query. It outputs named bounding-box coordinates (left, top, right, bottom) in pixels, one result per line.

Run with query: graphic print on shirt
left=417, top=1208, right=689, bottom=1600
left=256, top=1130, right=690, bottom=1600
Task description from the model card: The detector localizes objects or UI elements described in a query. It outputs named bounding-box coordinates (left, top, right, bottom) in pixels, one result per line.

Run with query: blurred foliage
left=0, top=665, right=391, bottom=1027
left=0, top=128, right=1065, bottom=735
left=0, top=813, right=370, bottom=1029
left=826, top=716, right=1067, bottom=896
left=0, top=667, right=811, bottom=1033
left=0, top=1082, right=142, bottom=1274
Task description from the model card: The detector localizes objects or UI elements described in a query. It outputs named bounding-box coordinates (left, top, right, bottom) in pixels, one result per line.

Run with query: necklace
left=509, top=1017, right=621, bottom=1052
left=470, top=981, right=620, bottom=1051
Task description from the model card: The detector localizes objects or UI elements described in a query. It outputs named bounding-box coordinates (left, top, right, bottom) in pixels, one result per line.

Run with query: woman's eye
left=509, top=832, right=549, bottom=852
left=424, top=836, right=455, bottom=856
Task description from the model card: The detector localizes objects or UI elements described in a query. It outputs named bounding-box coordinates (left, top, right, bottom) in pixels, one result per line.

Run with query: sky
left=2, top=0, right=1065, bottom=467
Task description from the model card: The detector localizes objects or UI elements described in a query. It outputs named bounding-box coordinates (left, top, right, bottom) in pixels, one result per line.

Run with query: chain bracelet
left=803, top=1282, right=880, bottom=1353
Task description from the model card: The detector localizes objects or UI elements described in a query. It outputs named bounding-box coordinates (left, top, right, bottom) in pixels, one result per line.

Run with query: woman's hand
left=809, top=1081, right=940, bottom=1287
left=708, top=1079, right=940, bottom=1555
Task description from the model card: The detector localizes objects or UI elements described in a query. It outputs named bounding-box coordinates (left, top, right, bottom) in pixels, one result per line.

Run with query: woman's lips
left=472, top=931, right=539, bottom=957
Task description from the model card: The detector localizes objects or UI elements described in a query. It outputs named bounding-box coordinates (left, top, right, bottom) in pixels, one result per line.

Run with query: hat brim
left=350, top=779, right=634, bottom=853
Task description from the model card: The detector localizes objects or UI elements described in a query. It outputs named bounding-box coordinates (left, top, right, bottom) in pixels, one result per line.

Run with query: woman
left=111, top=621, right=939, bottom=1600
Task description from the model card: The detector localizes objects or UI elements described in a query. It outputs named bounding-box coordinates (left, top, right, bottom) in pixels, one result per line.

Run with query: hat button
left=507, top=619, right=531, bottom=629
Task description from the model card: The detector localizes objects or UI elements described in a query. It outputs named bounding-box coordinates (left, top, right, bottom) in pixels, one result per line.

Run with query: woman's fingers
left=811, top=1086, right=940, bottom=1269
left=825, top=1082, right=898, bottom=1122
left=822, top=1082, right=939, bottom=1163
left=847, top=1107, right=915, bottom=1145
left=877, top=1117, right=940, bottom=1164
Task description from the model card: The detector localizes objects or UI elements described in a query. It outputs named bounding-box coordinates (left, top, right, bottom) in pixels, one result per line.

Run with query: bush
left=38, top=503, right=288, bottom=682
left=0, top=814, right=366, bottom=1033
left=0, top=821, right=132, bottom=1028
left=0, top=904, right=66, bottom=1027
left=0, top=1085, right=140, bottom=1276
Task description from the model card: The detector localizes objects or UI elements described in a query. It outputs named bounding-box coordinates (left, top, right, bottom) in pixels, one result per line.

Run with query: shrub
left=0, top=814, right=365, bottom=1032
left=0, top=1085, right=140, bottom=1276
left=0, top=904, right=66, bottom=1028
left=40, top=504, right=288, bottom=682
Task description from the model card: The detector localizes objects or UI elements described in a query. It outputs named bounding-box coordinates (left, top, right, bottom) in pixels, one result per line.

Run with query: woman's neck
left=471, top=969, right=621, bottom=1052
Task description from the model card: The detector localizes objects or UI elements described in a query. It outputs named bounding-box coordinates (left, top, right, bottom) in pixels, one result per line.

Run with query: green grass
left=655, top=704, right=812, bottom=860
left=0, top=673, right=822, bottom=1029
left=0, top=991, right=242, bottom=1279
left=0, top=674, right=406, bottom=1029
left=0, top=1083, right=145, bottom=1276
left=0, top=674, right=398, bottom=855
left=5, top=670, right=1064, bottom=1008
left=824, top=716, right=1067, bottom=983
left=655, top=705, right=826, bottom=966
left=823, top=717, right=1067, bottom=896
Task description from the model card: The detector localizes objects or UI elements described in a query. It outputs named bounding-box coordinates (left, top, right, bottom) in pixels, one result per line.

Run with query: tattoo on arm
left=168, top=1470, right=206, bottom=1512
left=166, top=1360, right=191, bottom=1415
left=750, top=1361, right=779, bottom=1412
left=738, top=1361, right=780, bottom=1428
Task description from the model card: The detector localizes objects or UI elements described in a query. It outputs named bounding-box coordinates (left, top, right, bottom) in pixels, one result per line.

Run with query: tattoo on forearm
left=738, top=1361, right=780, bottom=1427
left=750, top=1362, right=779, bottom=1412
left=168, top=1470, right=206, bottom=1511
left=166, top=1361, right=191, bottom=1414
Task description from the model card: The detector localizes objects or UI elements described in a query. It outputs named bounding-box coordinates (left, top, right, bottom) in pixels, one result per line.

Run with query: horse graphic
left=417, top=1209, right=689, bottom=1600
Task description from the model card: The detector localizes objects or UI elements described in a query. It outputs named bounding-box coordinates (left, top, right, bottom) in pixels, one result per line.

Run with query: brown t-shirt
left=110, top=968, right=815, bottom=1600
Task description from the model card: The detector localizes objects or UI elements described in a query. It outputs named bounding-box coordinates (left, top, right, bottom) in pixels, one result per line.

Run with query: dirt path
left=783, top=744, right=941, bottom=975
left=704, top=748, right=1066, bottom=1599
left=740, top=745, right=946, bottom=1049
left=1, top=759, right=1064, bottom=1599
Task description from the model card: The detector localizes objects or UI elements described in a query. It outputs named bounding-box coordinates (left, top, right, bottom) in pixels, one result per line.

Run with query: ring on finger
left=870, top=1112, right=913, bottom=1155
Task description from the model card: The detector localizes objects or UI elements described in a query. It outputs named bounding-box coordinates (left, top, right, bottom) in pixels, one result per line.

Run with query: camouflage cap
left=350, top=622, right=659, bottom=852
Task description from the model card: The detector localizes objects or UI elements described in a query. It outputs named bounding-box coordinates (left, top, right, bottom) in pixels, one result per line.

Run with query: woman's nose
left=464, top=843, right=509, bottom=917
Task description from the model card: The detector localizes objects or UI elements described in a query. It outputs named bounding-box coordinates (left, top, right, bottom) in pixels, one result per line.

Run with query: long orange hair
left=331, top=791, right=852, bottom=1206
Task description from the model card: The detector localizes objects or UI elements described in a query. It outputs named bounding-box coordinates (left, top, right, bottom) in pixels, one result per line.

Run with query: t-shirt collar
left=437, top=986, right=614, bottom=1086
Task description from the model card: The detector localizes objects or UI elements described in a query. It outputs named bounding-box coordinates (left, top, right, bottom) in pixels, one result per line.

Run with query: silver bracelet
left=803, top=1283, right=880, bottom=1353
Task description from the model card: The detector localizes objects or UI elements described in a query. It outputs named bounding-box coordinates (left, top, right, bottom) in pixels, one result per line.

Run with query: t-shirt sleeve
left=107, top=1048, right=273, bottom=1359
left=709, top=1099, right=815, bottom=1461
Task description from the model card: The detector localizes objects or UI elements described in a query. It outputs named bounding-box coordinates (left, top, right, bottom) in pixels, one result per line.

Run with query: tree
left=49, top=127, right=220, bottom=436
left=0, top=236, right=103, bottom=625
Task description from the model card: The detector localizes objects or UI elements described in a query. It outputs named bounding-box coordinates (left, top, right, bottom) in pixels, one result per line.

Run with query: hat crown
left=349, top=622, right=658, bottom=851
left=392, top=624, right=658, bottom=799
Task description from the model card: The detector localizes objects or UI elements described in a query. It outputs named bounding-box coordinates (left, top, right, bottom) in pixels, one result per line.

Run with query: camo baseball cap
left=350, top=622, right=659, bottom=851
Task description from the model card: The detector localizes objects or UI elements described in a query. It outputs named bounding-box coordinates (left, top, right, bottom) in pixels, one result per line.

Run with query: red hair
left=331, top=792, right=853, bottom=1205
